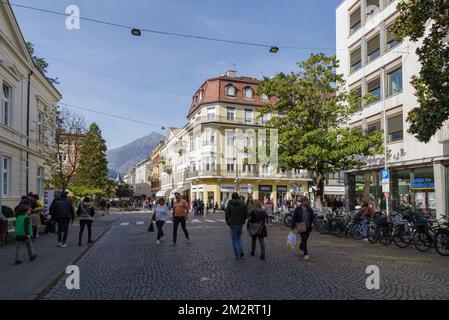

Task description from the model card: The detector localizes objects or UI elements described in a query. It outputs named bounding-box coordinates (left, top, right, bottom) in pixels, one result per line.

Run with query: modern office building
left=337, top=0, right=449, bottom=218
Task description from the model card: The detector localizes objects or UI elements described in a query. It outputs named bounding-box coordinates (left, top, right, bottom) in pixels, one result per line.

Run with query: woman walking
left=248, top=200, right=268, bottom=260
left=291, top=197, right=316, bottom=262
left=76, top=197, right=95, bottom=246
left=154, top=197, right=170, bottom=245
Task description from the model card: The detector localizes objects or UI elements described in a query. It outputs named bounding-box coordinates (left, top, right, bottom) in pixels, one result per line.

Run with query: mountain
left=107, top=132, right=164, bottom=177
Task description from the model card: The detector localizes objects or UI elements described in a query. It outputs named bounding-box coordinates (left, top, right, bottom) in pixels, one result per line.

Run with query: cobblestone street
left=43, top=211, right=449, bottom=300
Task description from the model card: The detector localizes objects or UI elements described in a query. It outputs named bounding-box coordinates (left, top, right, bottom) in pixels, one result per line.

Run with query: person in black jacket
left=50, top=192, right=75, bottom=248
left=291, top=197, right=316, bottom=262
left=225, top=193, right=248, bottom=258
left=248, top=200, right=268, bottom=260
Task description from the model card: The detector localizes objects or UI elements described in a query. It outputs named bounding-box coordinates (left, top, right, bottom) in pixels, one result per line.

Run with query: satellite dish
left=366, top=5, right=379, bottom=16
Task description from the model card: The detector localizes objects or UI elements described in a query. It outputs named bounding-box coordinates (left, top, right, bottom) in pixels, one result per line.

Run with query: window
left=350, top=47, right=362, bottom=73
left=227, top=107, right=235, bottom=121
left=244, top=87, right=254, bottom=99
left=38, top=111, right=44, bottom=143
left=350, top=7, right=361, bottom=35
left=245, top=109, right=253, bottom=124
left=366, top=0, right=380, bottom=21
left=367, top=34, right=380, bottom=62
left=207, top=108, right=216, bottom=121
left=387, top=67, right=403, bottom=97
left=203, top=129, right=215, bottom=146
left=261, top=113, right=270, bottom=125
left=227, top=159, right=236, bottom=173
left=388, top=114, right=404, bottom=143
left=367, top=121, right=381, bottom=134
left=386, top=25, right=401, bottom=51
left=367, top=77, right=381, bottom=103
left=225, top=84, right=236, bottom=97
left=2, top=84, right=11, bottom=126
left=2, top=156, right=10, bottom=196
left=227, top=134, right=236, bottom=147
left=261, top=94, right=269, bottom=101
left=37, top=166, right=44, bottom=197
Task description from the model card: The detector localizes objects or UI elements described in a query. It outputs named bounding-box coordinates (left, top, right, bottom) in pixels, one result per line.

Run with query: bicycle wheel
left=334, top=222, right=346, bottom=238
left=352, top=223, right=363, bottom=240
left=378, top=225, right=393, bottom=245
left=434, top=231, right=449, bottom=257
left=393, top=228, right=412, bottom=249
left=413, top=231, right=433, bottom=252
left=317, top=221, right=327, bottom=234
left=367, top=226, right=378, bottom=244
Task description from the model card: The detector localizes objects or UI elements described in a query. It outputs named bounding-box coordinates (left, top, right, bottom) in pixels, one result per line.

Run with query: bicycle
left=434, top=215, right=449, bottom=256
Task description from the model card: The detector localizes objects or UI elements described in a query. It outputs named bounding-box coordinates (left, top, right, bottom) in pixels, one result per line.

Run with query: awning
left=156, top=190, right=171, bottom=197
left=171, top=185, right=190, bottom=195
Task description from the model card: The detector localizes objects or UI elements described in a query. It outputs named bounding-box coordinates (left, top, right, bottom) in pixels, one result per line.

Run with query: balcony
left=186, top=166, right=311, bottom=180
left=191, top=114, right=267, bottom=127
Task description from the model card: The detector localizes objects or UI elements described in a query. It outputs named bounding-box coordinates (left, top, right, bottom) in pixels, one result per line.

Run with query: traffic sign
left=381, top=170, right=390, bottom=181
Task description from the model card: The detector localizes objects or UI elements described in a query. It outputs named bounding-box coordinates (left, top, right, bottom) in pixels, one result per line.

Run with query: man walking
left=225, top=193, right=248, bottom=259
left=14, top=205, right=37, bottom=265
left=170, top=193, right=190, bottom=246
left=50, top=192, right=75, bottom=247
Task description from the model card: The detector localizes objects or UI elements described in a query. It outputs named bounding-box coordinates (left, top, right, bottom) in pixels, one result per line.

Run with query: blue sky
left=13, top=0, right=341, bottom=149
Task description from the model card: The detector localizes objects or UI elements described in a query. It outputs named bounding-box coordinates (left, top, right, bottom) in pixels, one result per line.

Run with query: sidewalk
left=0, top=215, right=117, bottom=300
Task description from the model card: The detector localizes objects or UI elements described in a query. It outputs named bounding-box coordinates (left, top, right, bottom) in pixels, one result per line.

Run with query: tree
left=115, top=183, right=134, bottom=199
left=26, top=42, right=60, bottom=85
left=40, top=107, right=86, bottom=191
left=257, top=53, right=383, bottom=207
left=393, top=0, right=449, bottom=143
left=74, top=123, right=109, bottom=190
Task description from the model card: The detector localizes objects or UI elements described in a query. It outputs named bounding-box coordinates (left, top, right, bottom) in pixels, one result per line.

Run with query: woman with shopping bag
left=291, top=197, right=316, bottom=262
left=152, top=198, right=171, bottom=245
left=248, top=200, right=267, bottom=260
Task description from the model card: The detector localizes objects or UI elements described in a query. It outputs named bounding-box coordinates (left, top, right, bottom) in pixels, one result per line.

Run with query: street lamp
left=131, top=28, right=142, bottom=36
left=269, top=46, right=279, bottom=54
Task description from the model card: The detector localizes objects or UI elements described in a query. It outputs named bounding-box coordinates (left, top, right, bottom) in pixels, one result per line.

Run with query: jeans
left=56, top=219, right=70, bottom=244
left=156, top=221, right=165, bottom=240
left=299, top=230, right=311, bottom=256
left=251, top=236, right=265, bottom=258
left=15, top=239, right=34, bottom=261
left=229, top=225, right=244, bottom=257
left=79, top=220, right=93, bottom=244
left=362, top=219, right=369, bottom=239
left=173, top=216, right=189, bottom=243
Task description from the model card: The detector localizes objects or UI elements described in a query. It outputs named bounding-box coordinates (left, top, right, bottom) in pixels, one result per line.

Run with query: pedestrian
left=14, top=205, right=37, bottom=265
left=29, top=194, right=44, bottom=240
left=225, top=193, right=248, bottom=259
left=154, top=198, right=170, bottom=245
left=50, top=192, right=75, bottom=248
left=246, top=194, right=255, bottom=216
left=76, top=197, right=95, bottom=246
left=248, top=200, right=267, bottom=260
left=99, top=198, right=107, bottom=216
left=170, top=193, right=190, bottom=246
left=199, top=200, right=204, bottom=216
left=360, top=201, right=373, bottom=242
left=105, top=200, right=111, bottom=215
left=291, top=197, right=316, bottom=262
left=193, top=199, right=198, bottom=216
left=265, top=199, right=274, bottom=226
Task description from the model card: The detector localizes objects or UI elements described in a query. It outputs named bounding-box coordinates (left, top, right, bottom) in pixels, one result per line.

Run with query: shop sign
left=221, top=185, right=235, bottom=192
left=277, top=186, right=288, bottom=193
left=259, top=185, right=273, bottom=193
left=411, top=178, right=435, bottom=190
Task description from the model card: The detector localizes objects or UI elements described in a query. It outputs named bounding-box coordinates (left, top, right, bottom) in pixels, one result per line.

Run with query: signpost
left=381, top=169, right=390, bottom=216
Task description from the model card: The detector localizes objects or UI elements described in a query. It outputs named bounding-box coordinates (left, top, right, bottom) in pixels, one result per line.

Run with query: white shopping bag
left=287, top=231, right=297, bottom=251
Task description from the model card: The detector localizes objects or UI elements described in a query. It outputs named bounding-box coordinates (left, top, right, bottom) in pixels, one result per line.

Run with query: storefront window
left=411, top=167, right=435, bottom=217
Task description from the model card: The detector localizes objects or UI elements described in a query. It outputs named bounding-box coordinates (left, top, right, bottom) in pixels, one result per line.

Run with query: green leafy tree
left=26, top=42, right=60, bottom=85
left=257, top=53, right=383, bottom=207
left=116, top=183, right=134, bottom=199
left=393, top=0, right=449, bottom=142
left=74, top=123, right=109, bottom=190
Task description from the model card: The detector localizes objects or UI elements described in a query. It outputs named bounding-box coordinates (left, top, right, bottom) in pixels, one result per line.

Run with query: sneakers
left=88, top=240, right=94, bottom=244
left=58, top=243, right=62, bottom=247
left=186, top=239, right=191, bottom=245
left=61, top=243, right=68, bottom=248
left=363, top=238, right=369, bottom=242
left=240, top=252, right=244, bottom=258
left=30, top=255, right=37, bottom=262
left=156, top=240, right=161, bottom=245
left=304, top=255, right=311, bottom=262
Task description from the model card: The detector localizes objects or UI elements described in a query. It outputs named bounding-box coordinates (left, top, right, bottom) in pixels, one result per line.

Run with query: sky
left=12, top=0, right=341, bottom=150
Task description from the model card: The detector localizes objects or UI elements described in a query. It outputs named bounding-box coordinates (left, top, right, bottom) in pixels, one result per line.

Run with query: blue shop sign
left=411, top=178, right=435, bottom=190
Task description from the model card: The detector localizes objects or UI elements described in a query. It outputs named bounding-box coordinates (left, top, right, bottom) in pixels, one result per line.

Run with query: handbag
left=148, top=221, right=155, bottom=232
left=249, top=221, right=263, bottom=237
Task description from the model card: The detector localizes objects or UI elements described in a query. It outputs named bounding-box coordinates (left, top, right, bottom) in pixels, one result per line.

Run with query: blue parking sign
left=381, top=170, right=390, bottom=180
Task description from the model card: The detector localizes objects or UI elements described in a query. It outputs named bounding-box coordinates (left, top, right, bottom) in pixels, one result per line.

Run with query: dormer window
left=244, top=87, right=254, bottom=99
left=225, top=84, right=236, bottom=97
left=199, top=90, right=203, bottom=102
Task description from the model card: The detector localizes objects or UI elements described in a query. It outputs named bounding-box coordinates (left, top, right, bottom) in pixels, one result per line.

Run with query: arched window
left=244, top=86, right=254, bottom=99
left=225, top=84, right=236, bottom=97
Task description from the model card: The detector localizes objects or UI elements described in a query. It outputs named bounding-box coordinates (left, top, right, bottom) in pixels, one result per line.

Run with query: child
left=14, top=205, right=37, bottom=265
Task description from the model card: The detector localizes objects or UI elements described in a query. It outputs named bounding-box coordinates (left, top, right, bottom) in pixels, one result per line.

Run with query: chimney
left=226, top=70, right=236, bottom=78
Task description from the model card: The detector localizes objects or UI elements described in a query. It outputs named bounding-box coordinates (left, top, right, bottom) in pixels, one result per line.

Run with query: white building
left=337, top=0, right=449, bottom=218
left=134, top=159, right=152, bottom=197
left=0, top=2, right=61, bottom=209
